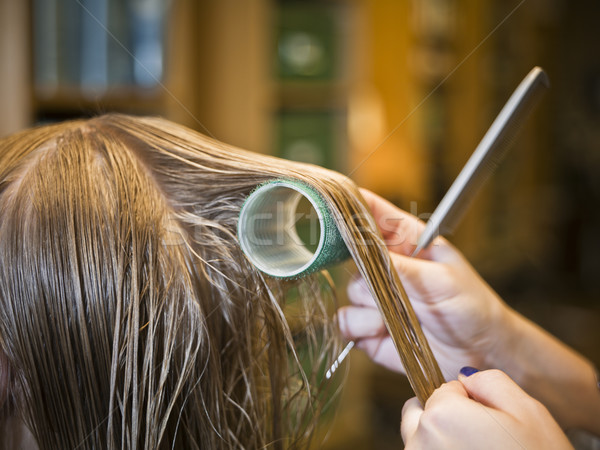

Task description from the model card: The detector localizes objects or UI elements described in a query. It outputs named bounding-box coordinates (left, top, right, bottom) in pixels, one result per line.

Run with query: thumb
left=400, top=397, right=422, bottom=444
left=458, top=368, right=533, bottom=415
left=389, top=252, right=452, bottom=302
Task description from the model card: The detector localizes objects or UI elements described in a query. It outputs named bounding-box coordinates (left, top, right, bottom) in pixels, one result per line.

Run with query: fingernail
left=348, top=277, right=362, bottom=295
left=459, top=366, right=479, bottom=377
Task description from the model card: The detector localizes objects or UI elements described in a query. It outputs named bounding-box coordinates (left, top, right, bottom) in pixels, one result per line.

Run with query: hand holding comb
left=326, top=66, right=550, bottom=379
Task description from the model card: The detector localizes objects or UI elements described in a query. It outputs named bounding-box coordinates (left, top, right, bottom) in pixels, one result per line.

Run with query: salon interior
left=1, top=0, right=599, bottom=448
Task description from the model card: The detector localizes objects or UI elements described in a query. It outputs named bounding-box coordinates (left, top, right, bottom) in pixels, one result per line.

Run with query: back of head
left=0, top=115, right=339, bottom=449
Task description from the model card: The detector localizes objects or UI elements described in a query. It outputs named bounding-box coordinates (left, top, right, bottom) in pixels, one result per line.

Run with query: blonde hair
left=0, top=114, right=441, bottom=449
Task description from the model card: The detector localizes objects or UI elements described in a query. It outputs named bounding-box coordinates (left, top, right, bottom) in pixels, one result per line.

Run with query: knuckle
left=418, top=407, right=446, bottom=432
left=437, top=264, right=458, bottom=289
left=526, top=397, right=551, bottom=418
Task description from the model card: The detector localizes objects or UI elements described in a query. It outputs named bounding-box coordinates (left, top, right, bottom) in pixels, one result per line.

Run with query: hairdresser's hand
left=401, top=369, right=573, bottom=450
left=338, top=189, right=513, bottom=378
left=339, top=189, right=600, bottom=434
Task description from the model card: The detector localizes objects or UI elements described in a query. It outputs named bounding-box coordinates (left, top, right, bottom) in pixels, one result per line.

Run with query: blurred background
left=1, top=0, right=599, bottom=448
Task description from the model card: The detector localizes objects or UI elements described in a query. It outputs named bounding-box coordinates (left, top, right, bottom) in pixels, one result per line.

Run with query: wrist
left=482, top=300, right=524, bottom=375
left=484, top=305, right=559, bottom=389
left=484, top=306, right=600, bottom=433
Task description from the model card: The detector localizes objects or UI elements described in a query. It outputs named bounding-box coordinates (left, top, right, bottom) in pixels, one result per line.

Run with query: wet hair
left=0, top=114, right=441, bottom=449
left=0, top=115, right=342, bottom=449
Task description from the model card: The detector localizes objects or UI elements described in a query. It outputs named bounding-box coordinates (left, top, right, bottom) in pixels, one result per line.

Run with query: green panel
left=276, top=111, right=337, bottom=170
left=276, top=5, right=337, bottom=80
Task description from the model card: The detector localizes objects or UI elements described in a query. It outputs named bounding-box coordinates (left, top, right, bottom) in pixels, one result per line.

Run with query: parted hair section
left=0, top=115, right=343, bottom=449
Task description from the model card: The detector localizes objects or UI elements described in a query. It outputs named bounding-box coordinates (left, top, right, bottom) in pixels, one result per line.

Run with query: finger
left=458, top=369, right=535, bottom=415
left=347, top=276, right=377, bottom=307
left=355, top=336, right=406, bottom=374
left=401, top=397, right=423, bottom=444
left=358, top=188, right=426, bottom=256
left=389, top=252, right=458, bottom=302
left=424, top=380, right=470, bottom=410
left=337, top=306, right=387, bottom=340
left=348, top=249, right=458, bottom=307
left=346, top=258, right=446, bottom=324
left=359, top=188, right=462, bottom=263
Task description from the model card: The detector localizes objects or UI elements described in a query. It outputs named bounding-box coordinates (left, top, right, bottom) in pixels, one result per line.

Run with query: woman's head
left=0, top=115, right=341, bottom=449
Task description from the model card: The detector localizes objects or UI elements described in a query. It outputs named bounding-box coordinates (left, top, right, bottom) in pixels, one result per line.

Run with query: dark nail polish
left=459, top=366, right=479, bottom=377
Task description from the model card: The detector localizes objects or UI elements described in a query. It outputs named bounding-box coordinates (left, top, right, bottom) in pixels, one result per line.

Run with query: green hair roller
left=237, top=179, right=350, bottom=278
